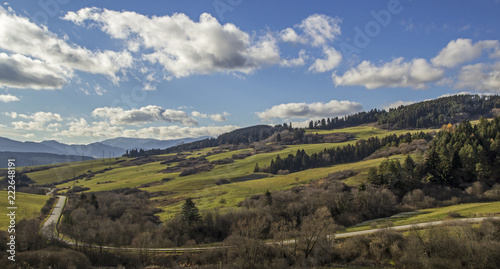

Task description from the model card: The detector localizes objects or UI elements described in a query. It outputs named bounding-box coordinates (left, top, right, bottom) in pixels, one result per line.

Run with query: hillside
left=5, top=95, right=500, bottom=269
left=308, top=94, right=500, bottom=130
left=0, top=152, right=94, bottom=168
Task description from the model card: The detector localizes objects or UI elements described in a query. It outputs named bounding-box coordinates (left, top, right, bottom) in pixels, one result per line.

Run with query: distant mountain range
left=100, top=137, right=207, bottom=152
left=0, top=136, right=207, bottom=167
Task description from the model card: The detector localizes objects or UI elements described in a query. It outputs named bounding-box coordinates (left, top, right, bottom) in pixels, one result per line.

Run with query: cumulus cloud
left=63, top=8, right=280, bottom=78
left=431, top=39, right=499, bottom=68
left=455, top=62, right=500, bottom=92
left=280, top=14, right=341, bottom=47
left=59, top=118, right=238, bottom=140
left=333, top=58, right=444, bottom=89
left=256, top=100, right=363, bottom=121
left=308, top=46, right=342, bottom=73
left=191, top=111, right=229, bottom=122
left=0, top=93, right=19, bottom=102
left=298, top=14, right=341, bottom=47
left=382, top=100, right=415, bottom=111
left=0, top=53, right=69, bottom=89
left=0, top=6, right=132, bottom=89
left=279, top=28, right=307, bottom=44
left=280, top=49, right=307, bottom=68
left=493, top=48, right=500, bottom=58
left=9, top=111, right=62, bottom=131
left=91, top=105, right=198, bottom=126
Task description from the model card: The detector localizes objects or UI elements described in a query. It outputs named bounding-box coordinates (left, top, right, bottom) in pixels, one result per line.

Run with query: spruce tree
left=181, top=198, right=200, bottom=226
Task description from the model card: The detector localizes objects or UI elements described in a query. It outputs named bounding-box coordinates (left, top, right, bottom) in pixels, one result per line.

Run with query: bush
left=16, top=248, right=91, bottom=269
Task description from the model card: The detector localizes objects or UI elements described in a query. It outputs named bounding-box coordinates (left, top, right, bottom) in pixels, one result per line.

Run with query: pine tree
left=181, top=198, right=200, bottom=226
left=90, top=193, right=99, bottom=209
left=254, top=163, right=260, bottom=173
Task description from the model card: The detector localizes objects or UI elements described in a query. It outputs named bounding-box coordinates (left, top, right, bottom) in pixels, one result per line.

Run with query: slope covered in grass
left=0, top=191, right=49, bottom=230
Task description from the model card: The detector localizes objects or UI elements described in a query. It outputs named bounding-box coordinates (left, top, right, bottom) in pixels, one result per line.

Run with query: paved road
left=331, top=217, right=500, bottom=239
left=45, top=188, right=55, bottom=196
left=42, top=195, right=66, bottom=238
left=43, top=197, right=500, bottom=252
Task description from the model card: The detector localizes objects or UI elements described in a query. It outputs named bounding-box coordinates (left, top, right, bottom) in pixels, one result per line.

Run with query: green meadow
left=26, top=158, right=127, bottom=185
left=346, top=201, right=500, bottom=232
left=0, top=191, right=49, bottom=230
left=18, top=126, right=437, bottom=222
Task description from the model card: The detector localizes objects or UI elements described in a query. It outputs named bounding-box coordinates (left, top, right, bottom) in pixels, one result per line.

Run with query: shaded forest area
left=262, top=131, right=433, bottom=174
left=308, top=94, right=500, bottom=130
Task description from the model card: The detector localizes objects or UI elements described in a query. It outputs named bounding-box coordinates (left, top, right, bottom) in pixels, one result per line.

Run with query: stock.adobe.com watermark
left=339, top=0, right=405, bottom=59
left=6, top=159, right=17, bottom=262
left=213, top=0, right=243, bottom=22
left=32, top=0, right=71, bottom=25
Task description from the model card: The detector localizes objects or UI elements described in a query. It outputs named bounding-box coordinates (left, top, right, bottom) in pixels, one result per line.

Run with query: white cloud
left=280, top=49, right=307, bottom=68
left=382, top=101, right=415, bottom=111
left=63, top=8, right=280, bottom=78
left=308, top=46, right=342, bottom=73
left=191, top=111, right=229, bottom=122
left=0, top=53, right=69, bottom=89
left=10, top=111, right=62, bottom=131
left=333, top=58, right=444, bottom=89
left=3, top=112, right=17, bottom=118
left=431, top=39, right=499, bottom=68
left=0, top=93, right=19, bottom=102
left=455, top=62, right=500, bottom=92
left=91, top=105, right=198, bottom=126
left=129, top=125, right=238, bottom=140
left=279, top=28, right=307, bottom=44
left=298, top=14, right=341, bottom=47
left=436, top=91, right=498, bottom=99
left=493, top=47, right=500, bottom=58
left=256, top=100, right=363, bottom=121
left=94, top=84, right=107, bottom=96
left=0, top=7, right=132, bottom=89
left=59, top=118, right=239, bottom=140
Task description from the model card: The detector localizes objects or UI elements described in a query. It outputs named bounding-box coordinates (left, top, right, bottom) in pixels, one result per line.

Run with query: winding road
left=42, top=195, right=66, bottom=238
left=43, top=196, right=500, bottom=252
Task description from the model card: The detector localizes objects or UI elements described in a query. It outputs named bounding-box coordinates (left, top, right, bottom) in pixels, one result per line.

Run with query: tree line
left=261, top=131, right=433, bottom=174
left=309, top=94, right=500, bottom=130
left=369, top=117, right=500, bottom=192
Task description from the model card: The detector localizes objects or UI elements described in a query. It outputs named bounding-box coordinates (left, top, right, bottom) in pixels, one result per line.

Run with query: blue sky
left=0, top=0, right=499, bottom=144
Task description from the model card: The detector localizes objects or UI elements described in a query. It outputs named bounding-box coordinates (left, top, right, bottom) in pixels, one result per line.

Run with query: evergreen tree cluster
left=368, top=117, right=500, bottom=191
left=265, top=131, right=432, bottom=174
left=378, top=94, right=500, bottom=129
left=423, top=117, right=500, bottom=187
left=308, top=109, right=383, bottom=130
left=309, top=94, right=500, bottom=130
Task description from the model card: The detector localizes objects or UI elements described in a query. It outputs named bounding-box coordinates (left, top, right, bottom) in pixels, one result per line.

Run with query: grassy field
left=0, top=191, right=49, bottom=230
left=26, top=158, right=127, bottom=185
left=17, top=126, right=437, bottom=222
left=151, top=155, right=406, bottom=221
left=21, top=126, right=426, bottom=191
left=345, top=201, right=500, bottom=232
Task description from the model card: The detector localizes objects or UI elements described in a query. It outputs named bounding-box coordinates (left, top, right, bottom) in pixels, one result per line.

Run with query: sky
left=0, top=0, right=499, bottom=144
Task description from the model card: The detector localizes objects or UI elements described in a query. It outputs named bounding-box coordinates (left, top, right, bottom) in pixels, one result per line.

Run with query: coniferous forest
left=308, top=94, right=500, bottom=130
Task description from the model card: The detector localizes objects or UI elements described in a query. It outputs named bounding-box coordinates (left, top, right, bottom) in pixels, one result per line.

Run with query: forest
left=309, top=94, right=500, bottom=130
